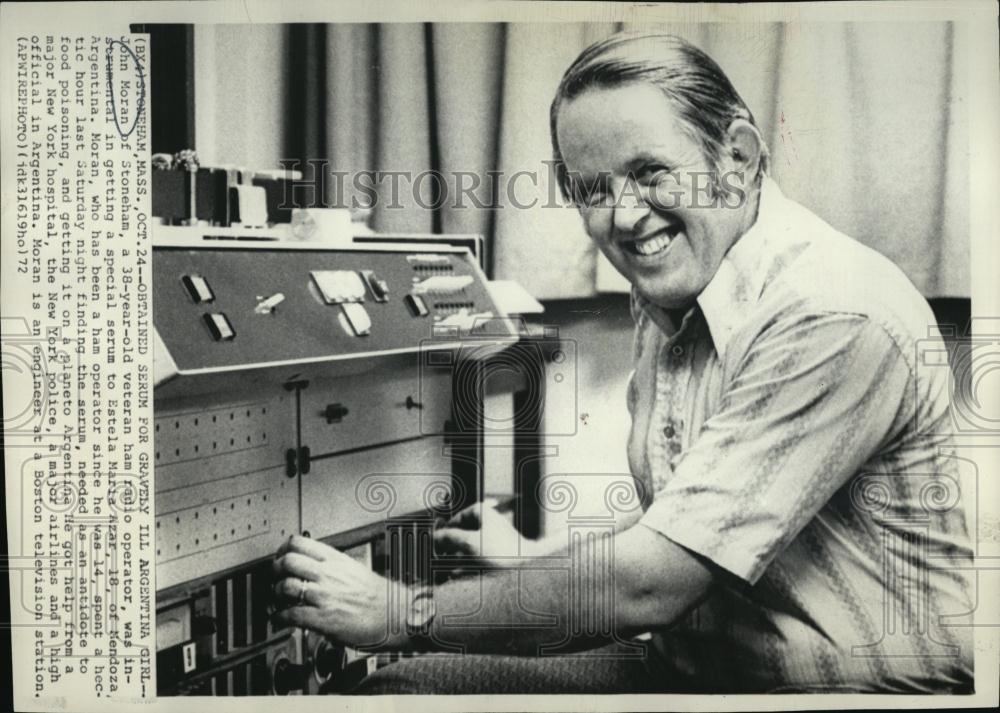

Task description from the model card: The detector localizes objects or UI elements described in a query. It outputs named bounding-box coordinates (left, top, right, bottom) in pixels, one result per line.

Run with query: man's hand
left=434, top=497, right=645, bottom=572
left=433, top=498, right=532, bottom=568
left=271, top=535, right=408, bottom=650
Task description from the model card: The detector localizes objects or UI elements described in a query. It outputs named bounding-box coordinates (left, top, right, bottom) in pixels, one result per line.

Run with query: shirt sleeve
left=638, top=310, right=911, bottom=584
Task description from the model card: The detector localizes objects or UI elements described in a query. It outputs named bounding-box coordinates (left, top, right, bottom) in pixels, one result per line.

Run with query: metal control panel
left=152, top=231, right=531, bottom=695
left=153, top=241, right=511, bottom=388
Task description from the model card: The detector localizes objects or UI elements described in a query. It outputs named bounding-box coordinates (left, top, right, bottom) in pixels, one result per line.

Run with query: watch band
left=404, top=586, right=436, bottom=647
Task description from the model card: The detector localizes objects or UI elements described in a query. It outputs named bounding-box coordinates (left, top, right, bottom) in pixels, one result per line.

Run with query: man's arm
left=513, top=498, right=647, bottom=563
left=423, top=523, right=712, bottom=655
left=271, top=524, right=713, bottom=655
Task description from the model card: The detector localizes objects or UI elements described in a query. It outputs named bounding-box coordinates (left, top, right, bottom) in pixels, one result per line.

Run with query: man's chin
left=634, top=282, right=696, bottom=312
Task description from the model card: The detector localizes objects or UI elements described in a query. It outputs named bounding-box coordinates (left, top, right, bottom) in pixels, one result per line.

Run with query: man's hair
left=550, top=31, right=770, bottom=203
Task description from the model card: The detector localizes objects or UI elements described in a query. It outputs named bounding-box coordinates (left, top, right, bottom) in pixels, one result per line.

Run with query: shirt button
left=663, top=424, right=676, bottom=439
left=671, top=345, right=684, bottom=357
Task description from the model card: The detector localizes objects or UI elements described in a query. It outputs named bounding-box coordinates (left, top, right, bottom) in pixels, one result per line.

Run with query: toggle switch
left=359, top=270, right=390, bottom=303
left=340, top=303, right=371, bottom=336
left=203, top=313, right=235, bottom=341
left=404, top=293, right=429, bottom=317
left=255, top=292, right=285, bottom=315
left=182, top=274, right=215, bottom=303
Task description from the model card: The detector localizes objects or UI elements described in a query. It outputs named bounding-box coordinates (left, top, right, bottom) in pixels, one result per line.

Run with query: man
left=271, top=32, right=974, bottom=694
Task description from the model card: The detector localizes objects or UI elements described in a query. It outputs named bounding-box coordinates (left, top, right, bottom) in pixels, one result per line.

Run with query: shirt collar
left=631, top=176, right=791, bottom=355
left=696, top=176, right=788, bottom=356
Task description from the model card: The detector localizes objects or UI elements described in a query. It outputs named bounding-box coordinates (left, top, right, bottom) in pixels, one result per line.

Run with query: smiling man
left=271, top=32, right=974, bottom=694
left=552, top=77, right=761, bottom=313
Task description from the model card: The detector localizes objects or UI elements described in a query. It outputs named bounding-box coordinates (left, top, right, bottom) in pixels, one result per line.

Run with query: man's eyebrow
left=564, top=169, right=611, bottom=193
left=563, top=150, right=679, bottom=197
left=566, top=154, right=677, bottom=192
left=623, top=152, right=675, bottom=173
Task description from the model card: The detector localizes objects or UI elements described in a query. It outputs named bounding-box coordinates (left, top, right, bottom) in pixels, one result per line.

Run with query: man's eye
left=575, top=181, right=610, bottom=207
left=638, top=164, right=674, bottom=183
left=583, top=188, right=610, bottom=207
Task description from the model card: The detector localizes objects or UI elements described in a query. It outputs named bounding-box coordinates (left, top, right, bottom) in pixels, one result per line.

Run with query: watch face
left=407, top=591, right=436, bottom=631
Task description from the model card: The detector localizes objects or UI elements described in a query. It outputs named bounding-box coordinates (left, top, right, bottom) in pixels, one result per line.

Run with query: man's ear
left=724, top=119, right=764, bottom=181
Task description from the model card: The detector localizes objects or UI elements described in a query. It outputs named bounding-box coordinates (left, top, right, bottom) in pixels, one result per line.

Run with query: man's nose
left=611, top=179, right=651, bottom=235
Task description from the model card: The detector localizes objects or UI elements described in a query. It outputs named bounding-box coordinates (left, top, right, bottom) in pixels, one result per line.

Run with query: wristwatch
left=404, top=586, right=436, bottom=644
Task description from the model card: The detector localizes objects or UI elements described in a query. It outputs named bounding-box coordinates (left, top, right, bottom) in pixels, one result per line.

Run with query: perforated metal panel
left=154, top=393, right=298, bottom=590
left=154, top=403, right=275, bottom=467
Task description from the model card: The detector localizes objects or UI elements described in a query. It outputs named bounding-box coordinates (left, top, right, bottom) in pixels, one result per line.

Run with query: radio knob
left=272, top=657, right=307, bottom=695
left=314, top=640, right=347, bottom=680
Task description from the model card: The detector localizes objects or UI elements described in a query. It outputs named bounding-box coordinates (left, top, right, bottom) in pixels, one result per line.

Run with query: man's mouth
left=622, top=225, right=682, bottom=258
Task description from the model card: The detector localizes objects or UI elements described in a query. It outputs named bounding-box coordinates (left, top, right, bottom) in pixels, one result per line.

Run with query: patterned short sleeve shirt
left=630, top=178, right=974, bottom=693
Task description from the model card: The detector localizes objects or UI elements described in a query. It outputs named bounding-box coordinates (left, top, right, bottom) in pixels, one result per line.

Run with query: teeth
left=633, top=234, right=671, bottom=256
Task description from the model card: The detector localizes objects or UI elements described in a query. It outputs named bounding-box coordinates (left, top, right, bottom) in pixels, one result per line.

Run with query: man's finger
left=432, top=536, right=465, bottom=556
left=272, top=576, right=315, bottom=606
left=284, top=534, right=334, bottom=561
left=433, top=528, right=479, bottom=555
left=271, top=605, right=323, bottom=632
left=274, top=536, right=294, bottom=560
left=444, top=503, right=479, bottom=529
left=491, top=495, right=517, bottom=514
left=272, top=551, right=324, bottom=581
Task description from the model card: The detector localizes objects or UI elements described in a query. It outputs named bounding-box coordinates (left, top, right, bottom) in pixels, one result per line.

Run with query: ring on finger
left=297, top=578, right=309, bottom=606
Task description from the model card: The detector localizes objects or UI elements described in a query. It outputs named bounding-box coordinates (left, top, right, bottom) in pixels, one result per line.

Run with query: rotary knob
left=272, top=657, right=307, bottom=695
left=314, top=640, right=347, bottom=681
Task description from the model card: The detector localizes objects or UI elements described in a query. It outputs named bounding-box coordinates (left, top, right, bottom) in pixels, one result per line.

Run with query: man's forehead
left=556, top=84, right=700, bottom=175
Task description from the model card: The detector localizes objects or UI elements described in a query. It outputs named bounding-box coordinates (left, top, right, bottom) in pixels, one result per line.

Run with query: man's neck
left=664, top=306, right=690, bottom=326
left=739, top=181, right=765, bottom=239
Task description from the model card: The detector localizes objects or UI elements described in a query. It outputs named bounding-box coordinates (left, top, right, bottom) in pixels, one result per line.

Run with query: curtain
left=193, top=21, right=969, bottom=298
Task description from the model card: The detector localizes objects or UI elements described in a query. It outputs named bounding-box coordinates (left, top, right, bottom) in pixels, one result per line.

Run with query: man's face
left=556, top=83, right=751, bottom=310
